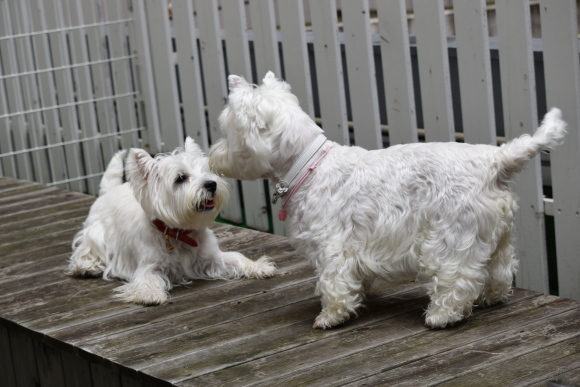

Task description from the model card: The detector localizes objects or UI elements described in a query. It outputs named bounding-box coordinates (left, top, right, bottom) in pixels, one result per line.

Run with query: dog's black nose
left=204, top=180, right=217, bottom=193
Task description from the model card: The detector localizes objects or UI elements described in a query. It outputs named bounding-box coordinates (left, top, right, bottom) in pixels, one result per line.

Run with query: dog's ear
left=228, top=74, right=249, bottom=91
left=262, top=71, right=277, bottom=84
left=184, top=137, right=204, bottom=157
left=126, top=148, right=157, bottom=186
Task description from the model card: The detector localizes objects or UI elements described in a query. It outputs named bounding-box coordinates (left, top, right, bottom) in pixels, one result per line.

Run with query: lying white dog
left=67, top=138, right=276, bottom=305
left=209, top=71, right=566, bottom=329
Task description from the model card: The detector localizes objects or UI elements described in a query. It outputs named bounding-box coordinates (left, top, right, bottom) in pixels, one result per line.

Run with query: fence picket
left=453, top=0, right=496, bottom=145
left=104, top=0, right=139, bottom=150
left=80, top=0, right=117, bottom=163
left=496, top=0, right=548, bottom=294
left=0, top=1, right=32, bottom=180
left=64, top=0, right=104, bottom=195
left=25, top=0, right=70, bottom=189
left=42, top=0, right=85, bottom=192
left=248, top=0, right=285, bottom=235
left=308, top=0, right=349, bottom=145
left=128, top=0, right=161, bottom=154
left=172, top=0, right=209, bottom=150
left=145, top=0, right=183, bottom=152
left=341, top=0, right=382, bottom=150
left=376, top=0, right=418, bottom=145
left=540, top=0, right=580, bottom=300
left=222, top=0, right=270, bottom=232
left=195, top=0, right=243, bottom=224
left=414, top=0, right=455, bottom=142
left=278, top=0, right=315, bottom=118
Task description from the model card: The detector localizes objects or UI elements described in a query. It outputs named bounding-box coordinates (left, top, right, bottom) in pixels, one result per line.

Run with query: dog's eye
left=175, top=174, right=188, bottom=184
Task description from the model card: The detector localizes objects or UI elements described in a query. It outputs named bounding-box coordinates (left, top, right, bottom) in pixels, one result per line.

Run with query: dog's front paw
left=113, top=283, right=169, bottom=306
left=252, top=256, right=277, bottom=278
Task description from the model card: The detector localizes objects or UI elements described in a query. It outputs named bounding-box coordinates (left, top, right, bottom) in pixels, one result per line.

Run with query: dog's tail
left=99, top=150, right=128, bottom=195
left=496, top=108, right=566, bottom=183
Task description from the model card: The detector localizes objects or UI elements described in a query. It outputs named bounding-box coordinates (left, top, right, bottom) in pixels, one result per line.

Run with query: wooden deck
left=1, top=176, right=579, bottom=387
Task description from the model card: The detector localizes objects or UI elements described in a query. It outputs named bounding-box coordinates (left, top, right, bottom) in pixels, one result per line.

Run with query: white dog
left=209, top=71, right=567, bottom=329
left=67, top=138, right=276, bottom=305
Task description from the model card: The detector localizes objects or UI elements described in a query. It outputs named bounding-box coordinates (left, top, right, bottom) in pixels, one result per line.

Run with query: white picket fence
left=0, top=0, right=578, bottom=300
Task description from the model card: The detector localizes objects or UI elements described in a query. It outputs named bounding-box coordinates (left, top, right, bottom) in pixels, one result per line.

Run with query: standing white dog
left=209, top=71, right=566, bottom=329
left=67, top=137, right=276, bottom=305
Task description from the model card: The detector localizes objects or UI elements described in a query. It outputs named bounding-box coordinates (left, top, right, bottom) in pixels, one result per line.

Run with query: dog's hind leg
left=477, top=227, right=518, bottom=307
left=313, top=255, right=366, bottom=329
left=424, top=260, right=487, bottom=328
left=67, top=227, right=107, bottom=277
left=421, top=231, right=490, bottom=328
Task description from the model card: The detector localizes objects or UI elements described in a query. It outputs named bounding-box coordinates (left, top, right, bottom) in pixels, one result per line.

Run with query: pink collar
left=278, top=147, right=332, bottom=221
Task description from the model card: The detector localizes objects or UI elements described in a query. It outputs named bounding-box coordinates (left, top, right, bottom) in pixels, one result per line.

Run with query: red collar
left=152, top=219, right=198, bottom=248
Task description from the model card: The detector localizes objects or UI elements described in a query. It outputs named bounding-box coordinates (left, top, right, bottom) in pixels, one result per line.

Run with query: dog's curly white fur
left=209, top=71, right=567, bottom=329
left=68, top=138, right=276, bottom=305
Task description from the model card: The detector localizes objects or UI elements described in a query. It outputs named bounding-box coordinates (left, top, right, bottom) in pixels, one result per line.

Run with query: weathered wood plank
left=60, top=350, right=94, bottom=387
left=142, top=283, right=424, bottom=383
left=51, top=256, right=311, bottom=346
left=348, top=307, right=580, bottom=386
left=438, top=336, right=580, bottom=387
left=9, top=328, right=40, bottom=386
left=530, top=366, right=580, bottom=387
left=33, top=337, right=67, bottom=387
left=0, top=189, right=89, bottom=216
left=26, top=240, right=301, bottom=336
left=259, top=294, right=577, bottom=386
left=0, top=325, right=17, bottom=387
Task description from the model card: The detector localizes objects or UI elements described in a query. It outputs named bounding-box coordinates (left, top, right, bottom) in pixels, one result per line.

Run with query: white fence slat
left=145, top=0, right=183, bottom=151
left=80, top=1, right=117, bottom=163
left=249, top=0, right=281, bottom=80
left=104, top=0, right=139, bottom=150
left=0, top=61, right=17, bottom=177
left=278, top=0, right=315, bottom=118
left=341, top=0, right=382, bottom=150
left=26, top=0, right=70, bottom=188
left=308, top=0, right=349, bottom=145
left=540, top=0, right=580, bottom=301
left=222, top=0, right=253, bottom=80
left=10, top=0, right=50, bottom=184
left=413, top=0, right=455, bottom=143
left=376, top=0, right=418, bottom=145
left=42, top=0, right=85, bottom=192
left=64, top=0, right=104, bottom=195
left=248, top=0, right=284, bottom=235
left=0, top=2, right=33, bottom=180
left=172, top=0, right=209, bottom=150
left=129, top=0, right=161, bottom=154
left=195, top=0, right=243, bottom=224
left=222, top=0, right=269, bottom=232
left=453, top=0, right=496, bottom=145
left=496, top=0, right=548, bottom=294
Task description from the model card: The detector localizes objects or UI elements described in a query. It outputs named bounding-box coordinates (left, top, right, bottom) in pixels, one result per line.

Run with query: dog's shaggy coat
left=209, top=72, right=566, bottom=329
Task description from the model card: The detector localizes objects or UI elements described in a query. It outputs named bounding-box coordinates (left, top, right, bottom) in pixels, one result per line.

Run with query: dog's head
left=126, top=137, right=228, bottom=230
left=209, top=71, right=322, bottom=180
